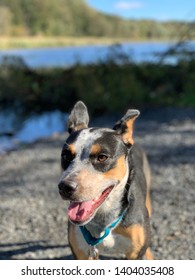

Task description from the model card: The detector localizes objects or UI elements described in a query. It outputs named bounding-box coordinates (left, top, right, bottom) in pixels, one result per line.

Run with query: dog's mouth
left=68, top=185, right=114, bottom=224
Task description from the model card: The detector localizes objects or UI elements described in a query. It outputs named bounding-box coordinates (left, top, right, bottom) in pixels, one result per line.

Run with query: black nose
left=58, top=180, right=77, bottom=197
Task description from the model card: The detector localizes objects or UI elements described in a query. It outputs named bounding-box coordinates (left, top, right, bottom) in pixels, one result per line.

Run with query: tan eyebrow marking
left=90, top=143, right=101, bottom=155
left=68, top=143, right=76, bottom=155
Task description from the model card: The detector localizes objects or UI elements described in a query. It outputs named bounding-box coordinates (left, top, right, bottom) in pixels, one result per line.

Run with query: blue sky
left=86, top=0, right=195, bottom=22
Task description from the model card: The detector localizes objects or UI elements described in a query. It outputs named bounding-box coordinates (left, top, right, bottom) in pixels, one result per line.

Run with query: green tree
left=0, top=6, right=12, bottom=35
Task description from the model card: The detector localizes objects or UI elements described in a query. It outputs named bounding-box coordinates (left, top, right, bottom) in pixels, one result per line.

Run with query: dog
left=58, top=101, right=153, bottom=260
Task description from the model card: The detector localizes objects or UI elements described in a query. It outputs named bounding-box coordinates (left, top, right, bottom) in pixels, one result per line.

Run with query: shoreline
left=1, top=106, right=195, bottom=156
left=0, top=36, right=182, bottom=50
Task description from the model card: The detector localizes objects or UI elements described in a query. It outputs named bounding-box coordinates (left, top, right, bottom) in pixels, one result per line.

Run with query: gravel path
left=0, top=108, right=195, bottom=260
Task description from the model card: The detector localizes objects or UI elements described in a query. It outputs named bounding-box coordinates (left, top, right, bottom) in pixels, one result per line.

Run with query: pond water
left=0, top=111, right=67, bottom=154
left=1, top=41, right=194, bottom=68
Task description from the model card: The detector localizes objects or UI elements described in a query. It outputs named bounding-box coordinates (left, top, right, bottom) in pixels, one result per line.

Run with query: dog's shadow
left=0, top=241, right=69, bottom=260
left=0, top=241, right=126, bottom=260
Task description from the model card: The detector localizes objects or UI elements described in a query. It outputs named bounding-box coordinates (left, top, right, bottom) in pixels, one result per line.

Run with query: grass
left=0, top=36, right=175, bottom=50
left=1, top=58, right=195, bottom=117
left=0, top=36, right=131, bottom=50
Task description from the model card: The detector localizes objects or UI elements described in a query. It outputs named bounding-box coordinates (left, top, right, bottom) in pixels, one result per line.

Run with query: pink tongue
left=68, top=200, right=93, bottom=222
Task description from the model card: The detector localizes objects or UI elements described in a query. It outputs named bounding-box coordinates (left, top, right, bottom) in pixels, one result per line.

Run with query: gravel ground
left=0, top=108, right=195, bottom=260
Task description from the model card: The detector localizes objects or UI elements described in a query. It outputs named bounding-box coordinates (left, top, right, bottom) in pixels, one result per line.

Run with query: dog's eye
left=97, top=154, right=108, bottom=163
left=61, top=150, right=75, bottom=162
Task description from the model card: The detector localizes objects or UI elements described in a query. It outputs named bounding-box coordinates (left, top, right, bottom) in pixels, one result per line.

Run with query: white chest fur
left=74, top=226, right=130, bottom=259
left=99, top=231, right=130, bottom=258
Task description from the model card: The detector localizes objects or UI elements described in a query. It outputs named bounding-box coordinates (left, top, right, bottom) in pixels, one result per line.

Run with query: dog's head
left=58, top=101, right=139, bottom=225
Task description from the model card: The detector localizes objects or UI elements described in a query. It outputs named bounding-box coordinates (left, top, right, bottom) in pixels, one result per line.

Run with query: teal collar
left=79, top=210, right=126, bottom=246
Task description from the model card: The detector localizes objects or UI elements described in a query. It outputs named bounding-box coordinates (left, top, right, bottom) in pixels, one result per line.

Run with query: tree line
left=0, top=0, right=194, bottom=40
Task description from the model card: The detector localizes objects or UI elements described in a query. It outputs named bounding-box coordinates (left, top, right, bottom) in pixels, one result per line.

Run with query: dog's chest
left=98, top=232, right=130, bottom=258
left=75, top=226, right=130, bottom=259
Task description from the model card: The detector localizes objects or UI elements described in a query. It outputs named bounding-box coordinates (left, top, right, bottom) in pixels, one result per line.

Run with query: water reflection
left=0, top=111, right=67, bottom=154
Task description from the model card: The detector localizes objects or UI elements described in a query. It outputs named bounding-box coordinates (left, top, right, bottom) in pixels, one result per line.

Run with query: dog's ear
left=67, top=101, right=89, bottom=134
left=113, top=109, right=140, bottom=146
